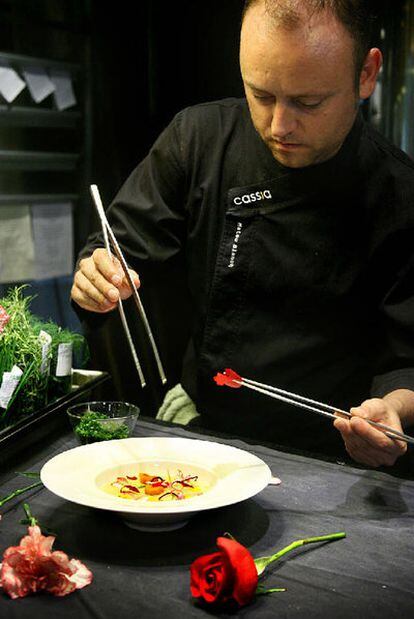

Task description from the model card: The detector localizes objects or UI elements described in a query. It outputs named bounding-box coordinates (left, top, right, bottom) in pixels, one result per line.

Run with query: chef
left=71, top=0, right=414, bottom=468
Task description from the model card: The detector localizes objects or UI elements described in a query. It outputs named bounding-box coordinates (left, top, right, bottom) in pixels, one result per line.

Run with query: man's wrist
left=382, top=389, right=414, bottom=427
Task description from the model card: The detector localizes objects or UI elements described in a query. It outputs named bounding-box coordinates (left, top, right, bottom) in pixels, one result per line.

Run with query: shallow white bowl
left=40, top=436, right=272, bottom=532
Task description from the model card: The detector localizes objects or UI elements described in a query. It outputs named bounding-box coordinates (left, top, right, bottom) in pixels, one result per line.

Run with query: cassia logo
left=233, top=190, right=272, bottom=206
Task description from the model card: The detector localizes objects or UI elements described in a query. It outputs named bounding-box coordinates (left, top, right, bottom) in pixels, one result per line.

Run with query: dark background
left=0, top=0, right=412, bottom=416
left=87, top=0, right=246, bottom=246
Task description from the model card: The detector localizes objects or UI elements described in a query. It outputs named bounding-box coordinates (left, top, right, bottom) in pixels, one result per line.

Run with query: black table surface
left=0, top=417, right=413, bottom=618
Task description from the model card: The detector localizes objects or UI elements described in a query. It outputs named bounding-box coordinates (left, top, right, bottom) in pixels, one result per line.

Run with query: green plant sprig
left=19, top=502, right=57, bottom=536
left=0, top=480, right=43, bottom=508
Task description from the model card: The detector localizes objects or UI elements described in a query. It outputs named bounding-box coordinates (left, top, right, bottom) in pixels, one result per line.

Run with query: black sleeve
left=77, top=110, right=187, bottom=275
left=72, top=112, right=193, bottom=398
left=371, top=250, right=414, bottom=398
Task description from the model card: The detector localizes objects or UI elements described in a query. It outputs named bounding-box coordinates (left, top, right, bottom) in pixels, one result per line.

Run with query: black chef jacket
left=79, top=98, right=414, bottom=458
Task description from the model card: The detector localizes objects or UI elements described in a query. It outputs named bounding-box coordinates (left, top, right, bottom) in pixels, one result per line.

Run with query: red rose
left=190, top=536, right=258, bottom=608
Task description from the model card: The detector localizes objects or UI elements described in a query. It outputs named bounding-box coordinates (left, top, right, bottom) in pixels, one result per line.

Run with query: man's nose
left=270, top=102, right=297, bottom=139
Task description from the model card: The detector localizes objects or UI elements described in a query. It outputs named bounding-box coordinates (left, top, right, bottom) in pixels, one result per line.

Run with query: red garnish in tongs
left=213, top=368, right=243, bottom=388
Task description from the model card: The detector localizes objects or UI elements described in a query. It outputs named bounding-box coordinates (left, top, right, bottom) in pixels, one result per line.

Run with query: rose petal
left=200, top=560, right=232, bottom=604
left=190, top=552, right=222, bottom=597
left=190, top=550, right=235, bottom=605
left=213, top=369, right=242, bottom=388
left=216, top=537, right=258, bottom=606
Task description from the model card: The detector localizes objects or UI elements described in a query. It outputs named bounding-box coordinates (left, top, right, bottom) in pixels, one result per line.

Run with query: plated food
left=102, top=470, right=206, bottom=502
left=40, top=437, right=272, bottom=531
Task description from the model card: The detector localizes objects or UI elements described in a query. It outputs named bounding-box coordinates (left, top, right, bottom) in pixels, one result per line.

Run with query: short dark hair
left=242, top=0, right=376, bottom=79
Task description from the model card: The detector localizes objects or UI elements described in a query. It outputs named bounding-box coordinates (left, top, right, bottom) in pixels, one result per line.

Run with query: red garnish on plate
left=159, top=491, right=183, bottom=501
left=213, top=368, right=243, bottom=388
left=120, top=485, right=140, bottom=494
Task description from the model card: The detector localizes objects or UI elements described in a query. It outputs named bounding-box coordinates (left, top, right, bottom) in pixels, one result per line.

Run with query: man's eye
left=296, top=100, right=322, bottom=109
left=253, top=94, right=274, bottom=103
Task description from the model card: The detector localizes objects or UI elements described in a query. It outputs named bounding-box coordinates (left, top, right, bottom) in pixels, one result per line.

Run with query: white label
left=55, top=343, right=72, bottom=377
left=0, top=365, right=23, bottom=409
left=38, top=330, right=52, bottom=375
left=228, top=221, right=243, bottom=268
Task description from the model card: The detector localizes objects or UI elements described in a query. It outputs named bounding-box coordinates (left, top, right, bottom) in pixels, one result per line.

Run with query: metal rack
left=0, top=50, right=83, bottom=207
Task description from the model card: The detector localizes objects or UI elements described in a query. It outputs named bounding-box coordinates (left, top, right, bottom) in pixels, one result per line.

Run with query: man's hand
left=71, top=248, right=140, bottom=313
left=334, top=397, right=407, bottom=468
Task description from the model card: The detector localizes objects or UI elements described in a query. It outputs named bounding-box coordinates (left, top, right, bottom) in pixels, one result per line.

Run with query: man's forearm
left=383, top=389, right=414, bottom=427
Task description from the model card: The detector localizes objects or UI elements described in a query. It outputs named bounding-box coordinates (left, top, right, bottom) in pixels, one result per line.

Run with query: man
left=72, top=0, right=414, bottom=468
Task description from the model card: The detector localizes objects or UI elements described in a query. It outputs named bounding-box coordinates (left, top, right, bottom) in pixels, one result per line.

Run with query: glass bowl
left=67, top=401, right=140, bottom=444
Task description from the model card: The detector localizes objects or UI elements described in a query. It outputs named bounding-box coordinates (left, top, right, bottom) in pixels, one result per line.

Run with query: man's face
left=240, top=4, right=362, bottom=168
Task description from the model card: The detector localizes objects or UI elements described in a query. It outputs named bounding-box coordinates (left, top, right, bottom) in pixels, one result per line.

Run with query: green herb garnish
left=75, top=411, right=130, bottom=443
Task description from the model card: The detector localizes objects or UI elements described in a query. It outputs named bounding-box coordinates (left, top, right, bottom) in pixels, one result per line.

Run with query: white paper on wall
left=49, top=69, right=76, bottom=111
left=22, top=66, right=55, bottom=103
left=31, top=202, right=74, bottom=280
left=0, top=205, right=35, bottom=283
left=0, top=64, right=26, bottom=103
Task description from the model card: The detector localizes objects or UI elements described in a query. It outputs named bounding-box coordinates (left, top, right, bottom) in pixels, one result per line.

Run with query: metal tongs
left=214, top=368, right=414, bottom=446
left=90, top=184, right=167, bottom=387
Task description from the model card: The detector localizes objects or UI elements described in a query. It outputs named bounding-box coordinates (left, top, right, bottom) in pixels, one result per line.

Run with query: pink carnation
left=0, top=525, right=92, bottom=599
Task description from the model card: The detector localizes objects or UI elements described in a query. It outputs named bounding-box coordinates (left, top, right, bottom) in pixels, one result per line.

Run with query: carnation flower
left=0, top=525, right=92, bottom=599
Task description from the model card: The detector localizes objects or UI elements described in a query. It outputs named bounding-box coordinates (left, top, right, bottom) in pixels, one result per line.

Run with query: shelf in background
left=0, top=105, right=81, bottom=128
left=0, top=150, right=79, bottom=171
left=0, top=51, right=80, bottom=73
left=0, top=193, right=79, bottom=206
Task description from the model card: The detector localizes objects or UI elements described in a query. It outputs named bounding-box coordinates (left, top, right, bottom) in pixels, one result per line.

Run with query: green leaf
left=15, top=471, right=41, bottom=479
left=256, top=586, right=287, bottom=596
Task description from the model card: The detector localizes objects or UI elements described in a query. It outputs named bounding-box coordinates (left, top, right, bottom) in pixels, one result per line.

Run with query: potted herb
left=0, top=286, right=88, bottom=428
left=0, top=288, right=48, bottom=425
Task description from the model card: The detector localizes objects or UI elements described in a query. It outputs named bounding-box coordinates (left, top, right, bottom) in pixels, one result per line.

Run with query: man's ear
left=359, top=48, right=383, bottom=100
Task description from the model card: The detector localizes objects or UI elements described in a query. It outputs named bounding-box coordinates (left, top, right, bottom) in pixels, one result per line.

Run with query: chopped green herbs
left=74, top=411, right=130, bottom=443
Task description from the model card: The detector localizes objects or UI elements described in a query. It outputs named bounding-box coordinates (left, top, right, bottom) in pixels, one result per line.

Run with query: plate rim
left=40, top=436, right=272, bottom=515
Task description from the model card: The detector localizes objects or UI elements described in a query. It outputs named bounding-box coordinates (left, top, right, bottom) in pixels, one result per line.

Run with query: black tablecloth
left=0, top=419, right=413, bottom=618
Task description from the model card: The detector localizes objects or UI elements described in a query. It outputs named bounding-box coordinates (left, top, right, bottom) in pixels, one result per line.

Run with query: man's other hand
left=71, top=248, right=140, bottom=313
left=334, top=397, right=407, bottom=467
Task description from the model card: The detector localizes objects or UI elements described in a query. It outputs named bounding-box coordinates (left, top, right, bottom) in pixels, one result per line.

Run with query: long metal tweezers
left=217, top=369, right=414, bottom=446
left=90, top=184, right=167, bottom=386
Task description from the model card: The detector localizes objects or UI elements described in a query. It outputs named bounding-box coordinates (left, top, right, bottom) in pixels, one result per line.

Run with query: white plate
left=41, top=436, right=272, bottom=532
